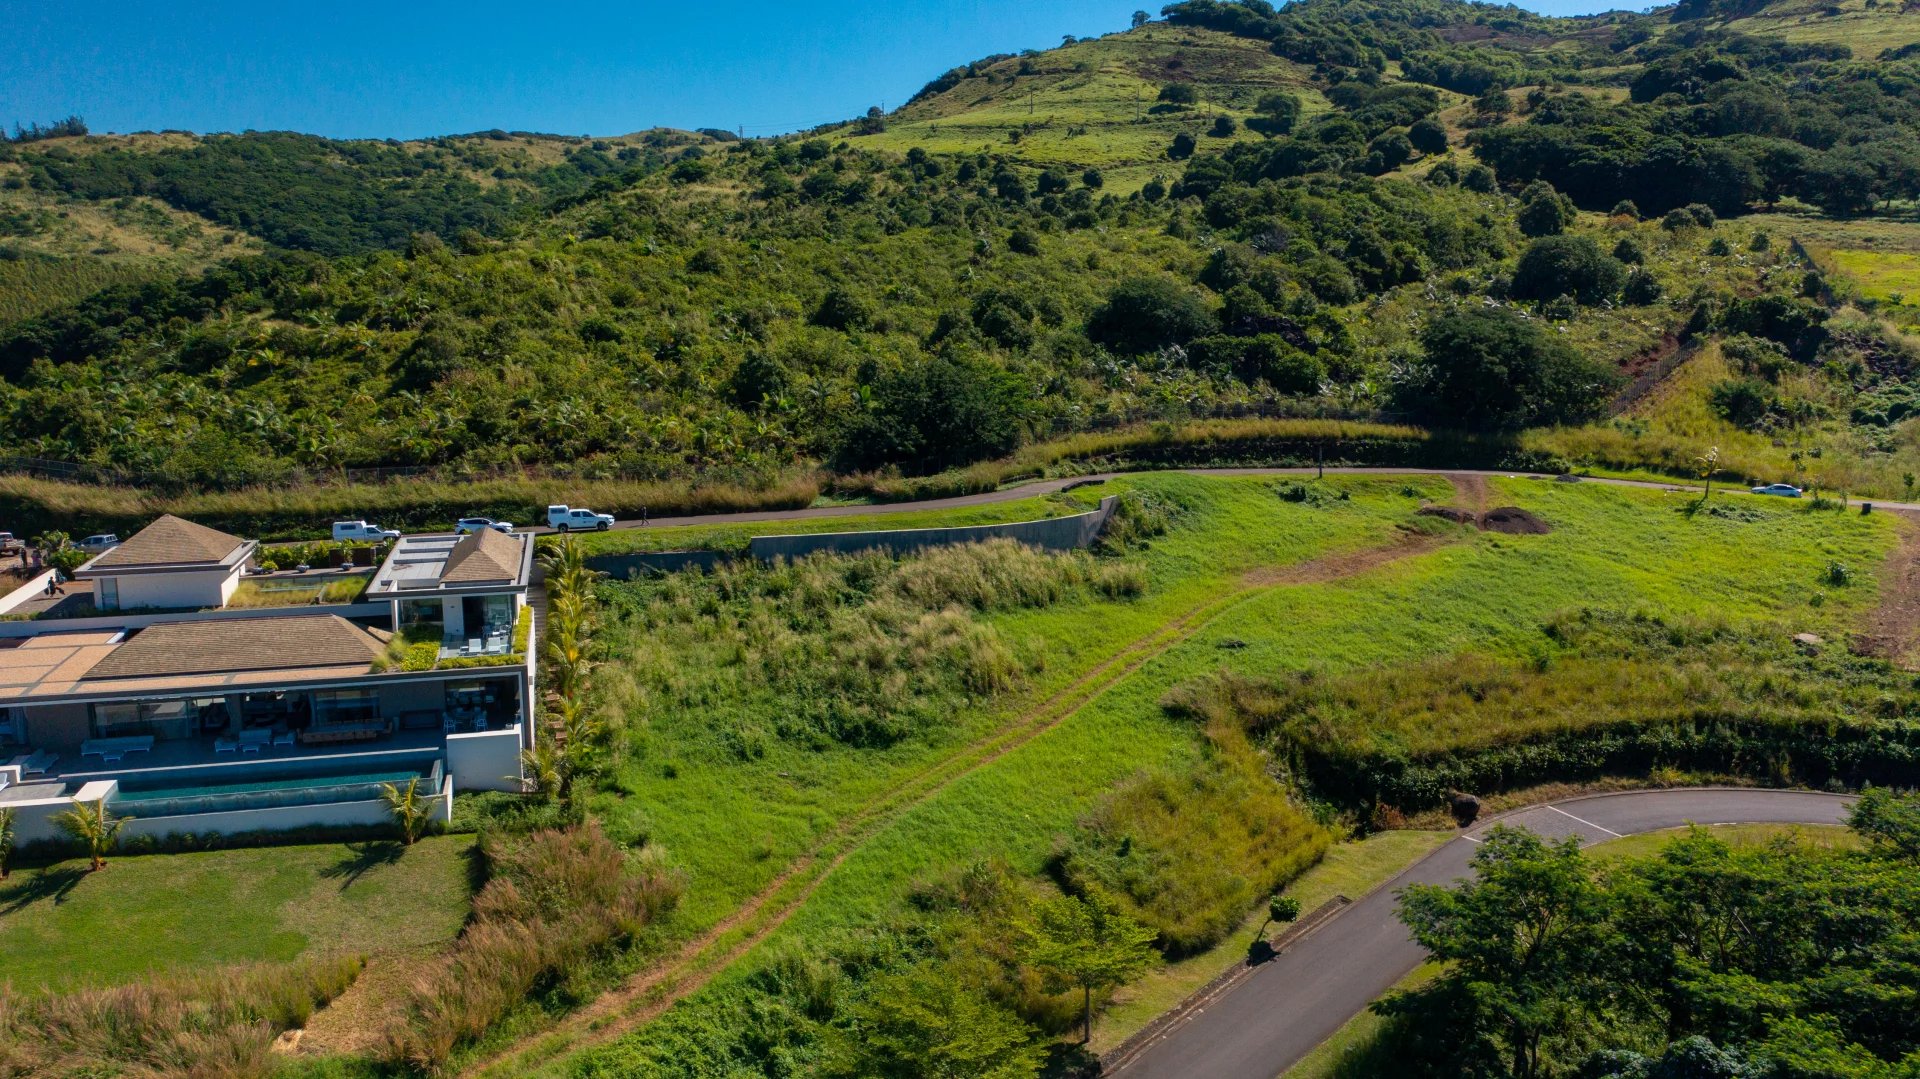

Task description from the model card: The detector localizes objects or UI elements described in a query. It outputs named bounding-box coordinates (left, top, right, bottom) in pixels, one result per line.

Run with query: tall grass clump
left=1178, top=609, right=1920, bottom=813
left=598, top=539, right=1147, bottom=749
left=0, top=955, right=362, bottom=1078
left=379, top=821, right=682, bottom=1070
left=1056, top=709, right=1332, bottom=956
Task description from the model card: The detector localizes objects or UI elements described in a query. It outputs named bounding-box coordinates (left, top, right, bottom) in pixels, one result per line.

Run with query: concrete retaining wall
left=448, top=725, right=526, bottom=792
left=587, top=496, right=1119, bottom=577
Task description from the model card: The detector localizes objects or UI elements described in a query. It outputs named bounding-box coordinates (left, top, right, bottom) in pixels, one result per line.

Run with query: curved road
left=1106, top=788, right=1857, bottom=1079
left=525, top=468, right=1915, bottom=536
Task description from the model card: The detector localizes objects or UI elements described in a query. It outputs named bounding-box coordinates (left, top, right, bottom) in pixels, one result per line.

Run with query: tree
left=1158, top=83, right=1198, bottom=106
left=1390, top=828, right=1611, bottom=1079
left=1262, top=893, right=1302, bottom=935
left=1695, top=444, right=1721, bottom=502
left=1408, top=118, right=1448, bottom=156
left=53, top=799, right=127, bottom=872
left=1400, top=307, right=1619, bottom=430
left=828, top=966, right=1045, bottom=1079
left=1515, top=181, right=1577, bottom=237
left=1082, top=167, right=1105, bottom=189
left=1848, top=787, right=1920, bottom=859
left=1169, top=132, right=1198, bottom=160
left=1087, top=277, right=1217, bottom=354
left=1250, top=92, right=1301, bottom=136
left=1511, top=235, right=1628, bottom=305
left=1132, top=9, right=1150, bottom=27
left=0, top=807, right=14, bottom=879
left=1020, top=891, right=1159, bottom=1043
left=833, top=352, right=1031, bottom=473
left=381, top=776, right=434, bottom=844
left=1211, top=115, right=1237, bottom=138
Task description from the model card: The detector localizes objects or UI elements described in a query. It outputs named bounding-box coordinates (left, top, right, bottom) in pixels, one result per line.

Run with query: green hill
left=2, top=0, right=1920, bottom=514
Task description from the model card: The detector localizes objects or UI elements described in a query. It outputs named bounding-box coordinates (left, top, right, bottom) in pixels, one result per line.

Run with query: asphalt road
left=518, top=468, right=1913, bottom=537
left=1107, top=788, right=1858, bottom=1079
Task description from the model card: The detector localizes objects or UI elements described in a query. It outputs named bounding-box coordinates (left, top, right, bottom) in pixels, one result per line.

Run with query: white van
left=546, top=505, right=614, bottom=532
left=332, top=520, right=401, bottom=541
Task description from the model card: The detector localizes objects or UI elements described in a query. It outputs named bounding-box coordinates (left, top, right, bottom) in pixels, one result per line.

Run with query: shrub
left=1512, top=235, right=1628, bottom=305
left=1516, top=181, right=1576, bottom=237
left=1087, top=276, right=1217, bottom=354
left=1399, top=307, right=1620, bottom=430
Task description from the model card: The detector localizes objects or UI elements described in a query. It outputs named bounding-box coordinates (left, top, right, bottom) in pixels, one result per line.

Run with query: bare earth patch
left=1860, top=512, right=1920, bottom=667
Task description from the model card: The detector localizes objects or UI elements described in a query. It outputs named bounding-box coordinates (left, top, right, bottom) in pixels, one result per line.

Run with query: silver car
left=1750, top=483, right=1802, bottom=498
left=455, top=517, right=514, bottom=534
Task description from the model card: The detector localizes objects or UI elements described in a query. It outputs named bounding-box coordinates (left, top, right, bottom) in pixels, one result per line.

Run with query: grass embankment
left=515, top=472, right=1892, bottom=1076
left=0, top=835, right=475, bottom=992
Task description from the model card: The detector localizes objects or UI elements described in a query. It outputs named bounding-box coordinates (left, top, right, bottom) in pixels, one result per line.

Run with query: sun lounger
left=215, top=737, right=238, bottom=754
left=10, top=750, right=56, bottom=777
left=273, top=730, right=295, bottom=747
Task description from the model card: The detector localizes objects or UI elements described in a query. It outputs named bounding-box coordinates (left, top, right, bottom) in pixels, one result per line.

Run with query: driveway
left=1106, top=788, right=1857, bottom=1079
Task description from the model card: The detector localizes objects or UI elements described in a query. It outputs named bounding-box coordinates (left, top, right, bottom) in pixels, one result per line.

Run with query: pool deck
left=48, top=727, right=451, bottom=785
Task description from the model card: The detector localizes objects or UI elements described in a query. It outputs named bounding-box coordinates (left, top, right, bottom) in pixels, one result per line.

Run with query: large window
left=90, top=698, right=197, bottom=740
left=312, top=688, right=379, bottom=726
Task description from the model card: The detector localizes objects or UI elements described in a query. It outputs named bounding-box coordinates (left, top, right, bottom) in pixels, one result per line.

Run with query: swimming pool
left=111, top=761, right=440, bottom=818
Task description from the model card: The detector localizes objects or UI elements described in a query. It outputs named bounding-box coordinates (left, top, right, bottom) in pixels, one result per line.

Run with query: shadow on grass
left=1041, top=1041, right=1102, bottom=1079
left=320, top=841, right=404, bottom=892
left=0, top=864, right=88, bottom=914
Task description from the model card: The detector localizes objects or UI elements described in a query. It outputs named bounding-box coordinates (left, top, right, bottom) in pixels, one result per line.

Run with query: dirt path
left=455, top=521, right=1470, bottom=1077
left=1860, top=512, right=1920, bottom=666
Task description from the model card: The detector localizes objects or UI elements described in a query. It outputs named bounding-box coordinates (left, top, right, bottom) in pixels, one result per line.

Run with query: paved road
left=517, top=469, right=1912, bottom=537
left=1108, top=788, right=1857, bottom=1079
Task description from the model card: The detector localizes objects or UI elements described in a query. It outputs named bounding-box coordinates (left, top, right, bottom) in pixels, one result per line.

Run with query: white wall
left=96, top=565, right=244, bottom=611
left=11, top=779, right=454, bottom=846
left=447, top=725, right=525, bottom=792
left=0, top=569, right=55, bottom=615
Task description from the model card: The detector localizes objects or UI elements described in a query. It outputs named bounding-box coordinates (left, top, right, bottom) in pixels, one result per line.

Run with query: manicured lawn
left=0, top=835, right=475, bottom=992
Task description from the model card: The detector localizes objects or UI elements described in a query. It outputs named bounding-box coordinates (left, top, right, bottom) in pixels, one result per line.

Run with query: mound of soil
left=1414, top=504, right=1553, bottom=534
left=1479, top=506, right=1552, bottom=535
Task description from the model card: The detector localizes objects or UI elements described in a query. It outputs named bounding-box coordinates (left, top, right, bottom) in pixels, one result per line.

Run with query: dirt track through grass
left=457, top=483, right=1471, bottom=1078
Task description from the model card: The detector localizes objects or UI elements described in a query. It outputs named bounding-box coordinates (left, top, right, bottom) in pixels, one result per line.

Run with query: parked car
left=1751, top=483, right=1803, bottom=498
left=332, top=520, right=402, bottom=541
left=78, top=533, right=121, bottom=553
left=0, top=532, right=20, bottom=554
left=547, top=505, right=614, bottom=532
left=455, top=517, right=514, bottom=535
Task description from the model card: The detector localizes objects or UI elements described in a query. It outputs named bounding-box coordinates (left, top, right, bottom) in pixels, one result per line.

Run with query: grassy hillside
left=845, top=25, right=1331, bottom=191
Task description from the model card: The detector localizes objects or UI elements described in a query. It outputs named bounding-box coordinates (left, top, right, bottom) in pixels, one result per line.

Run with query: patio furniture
left=238, top=728, right=272, bottom=754
left=467, top=637, right=482, bottom=654
left=474, top=715, right=489, bottom=732
left=299, top=718, right=391, bottom=745
left=215, top=737, right=238, bottom=754
left=81, top=735, right=156, bottom=758
left=272, top=730, right=295, bottom=747
left=101, top=752, right=122, bottom=765
left=11, top=750, right=56, bottom=776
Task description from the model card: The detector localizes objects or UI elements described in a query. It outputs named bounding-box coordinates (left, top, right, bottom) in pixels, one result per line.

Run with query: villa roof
left=86, top=515, right=250, bottom=571
left=440, top=527, right=520, bottom=584
left=83, top=615, right=387, bottom=681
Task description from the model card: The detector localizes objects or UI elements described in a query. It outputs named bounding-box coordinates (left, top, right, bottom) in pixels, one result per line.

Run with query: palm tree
left=53, top=799, right=127, bottom=871
left=380, top=777, right=433, bottom=844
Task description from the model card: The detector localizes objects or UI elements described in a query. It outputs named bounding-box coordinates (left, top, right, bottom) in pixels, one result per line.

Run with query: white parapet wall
left=0, top=569, right=55, bottom=616
left=447, top=725, right=526, bottom=792
left=8, top=774, right=454, bottom=847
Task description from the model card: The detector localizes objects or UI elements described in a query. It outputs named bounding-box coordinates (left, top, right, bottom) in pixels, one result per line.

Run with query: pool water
left=115, top=768, right=427, bottom=803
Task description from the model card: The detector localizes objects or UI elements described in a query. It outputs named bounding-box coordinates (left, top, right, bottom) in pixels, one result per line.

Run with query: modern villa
left=0, top=517, right=538, bottom=847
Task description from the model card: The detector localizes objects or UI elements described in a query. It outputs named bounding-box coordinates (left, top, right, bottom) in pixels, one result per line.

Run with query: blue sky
left=5, top=0, right=1638, bottom=141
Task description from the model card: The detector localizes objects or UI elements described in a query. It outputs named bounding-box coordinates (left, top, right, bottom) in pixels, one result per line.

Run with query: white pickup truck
left=546, top=505, right=615, bottom=532
left=332, top=520, right=402, bottom=541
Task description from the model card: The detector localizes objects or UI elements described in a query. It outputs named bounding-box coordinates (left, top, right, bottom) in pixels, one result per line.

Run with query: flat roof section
left=369, top=531, right=532, bottom=596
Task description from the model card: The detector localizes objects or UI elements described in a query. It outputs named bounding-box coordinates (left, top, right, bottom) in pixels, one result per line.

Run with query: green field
left=493, top=470, right=1896, bottom=1076
left=0, top=835, right=475, bottom=992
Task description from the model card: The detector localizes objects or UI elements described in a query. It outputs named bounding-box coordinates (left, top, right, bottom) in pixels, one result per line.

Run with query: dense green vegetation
left=12, top=0, right=1905, bottom=500
left=1362, top=790, right=1920, bottom=1079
